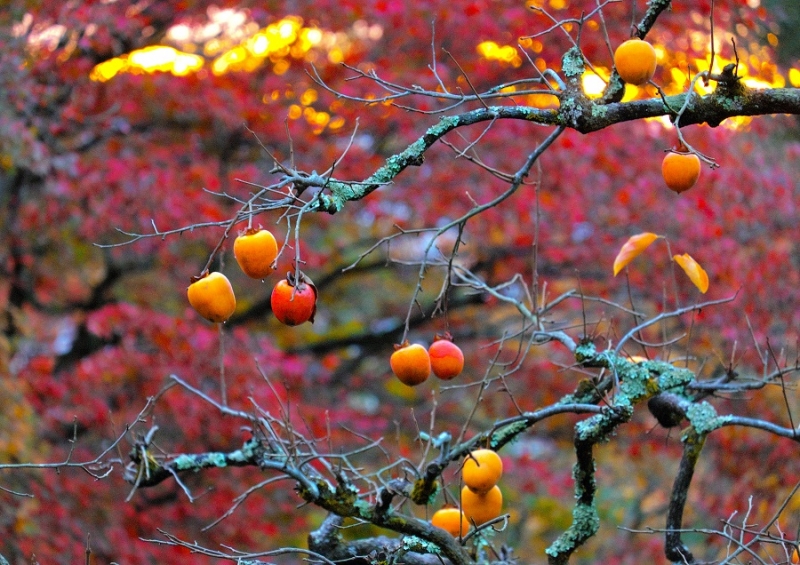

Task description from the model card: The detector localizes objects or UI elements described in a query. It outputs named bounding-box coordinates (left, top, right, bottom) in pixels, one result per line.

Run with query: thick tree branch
left=636, top=0, right=672, bottom=39
left=113, top=81, right=800, bottom=248
left=303, top=86, right=799, bottom=214
left=665, top=430, right=706, bottom=564
left=308, top=514, right=456, bottom=565
left=589, top=87, right=800, bottom=130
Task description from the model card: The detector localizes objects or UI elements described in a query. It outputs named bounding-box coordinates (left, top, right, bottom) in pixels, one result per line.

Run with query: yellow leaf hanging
left=673, top=253, right=709, bottom=293
left=613, top=232, right=660, bottom=276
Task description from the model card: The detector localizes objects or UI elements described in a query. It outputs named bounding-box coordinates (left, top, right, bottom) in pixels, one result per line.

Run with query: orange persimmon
left=187, top=271, right=236, bottom=323
left=662, top=150, right=701, bottom=193
left=233, top=227, right=278, bottom=279
left=431, top=507, right=469, bottom=538
left=390, top=342, right=431, bottom=386
left=614, top=39, right=657, bottom=86
left=462, top=449, right=503, bottom=493
left=461, top=485, right=503, bottom=527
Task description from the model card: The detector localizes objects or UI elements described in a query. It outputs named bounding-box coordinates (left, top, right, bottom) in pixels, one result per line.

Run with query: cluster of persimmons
left=187, top=227, right=317, bottom=326
left=182, top=34, right=706, bottom=542
left=431, top=448, right=505, bottom=538
left=185, top=41, right=700, bottom=326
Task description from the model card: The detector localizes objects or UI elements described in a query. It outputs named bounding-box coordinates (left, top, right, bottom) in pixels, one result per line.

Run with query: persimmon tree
left=1, top=1, right=800, bottom=564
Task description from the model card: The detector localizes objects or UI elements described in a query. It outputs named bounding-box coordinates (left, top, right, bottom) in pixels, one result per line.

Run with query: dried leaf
left=673, top=253, right=709, bottom=293
left=613, top=232, right=660, bottom=276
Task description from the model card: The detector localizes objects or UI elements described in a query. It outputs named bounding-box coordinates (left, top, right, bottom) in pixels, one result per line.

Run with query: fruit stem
left=219, top=323, right=227, bottom=406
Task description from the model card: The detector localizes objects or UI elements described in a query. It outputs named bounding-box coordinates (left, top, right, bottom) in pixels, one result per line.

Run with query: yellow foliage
left=477, top=41, right=522, bottom=67
left=91, top=46, right=203, bottom=82
left=0, top=360, right=39, bottom=463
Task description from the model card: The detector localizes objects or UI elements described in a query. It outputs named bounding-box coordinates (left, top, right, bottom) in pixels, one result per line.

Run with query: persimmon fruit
left=613, top=39, right=657, bottom=86
left=390, top=342, right=431, bottom=386
left=233, top=227, right=278, bottom=279
left=271, top=271, right=317, bottom=326
left=462, top=449, right=503, bottom=493
left=662, top=150, right=701, bottom=193
left=187, top=271, right=236, bottom=323
left=428, top=335, right=464, bottom=380
left=460, top=485, right=503, bottom=527
left=431, top=507, right=468, bottom=538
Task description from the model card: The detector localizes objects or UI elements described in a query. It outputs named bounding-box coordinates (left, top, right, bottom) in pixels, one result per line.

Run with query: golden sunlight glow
left=273, top=59, right=291, bottom=75
left=305, top=28, right=323, bottom=45
left=652, top=116, right=674, bottom=128
left=686, top=51, right=786, bottom=96
left=85, top=5, right=790, bottom=137
left=644, top=22, right=786, bottom=129
left=581, top=71, right=606, bottom=99
left=328, top=116, right=346, bottom=130
left=767, top=33, right=778, bottom=47
left=669, top=67, right=688, bottom=90
left=287, top=105, right=303, bottom=120
left=300, top=88, right=318, bottom=106
left=518, top=36, right=543, bottom=53
left=90, top=45, right=203, bottom=81
left=636, top=18, right=789, bottom=131
left=742, top=77, right=782, bottom=90
left=89, top=16, right=352, bottom=81
left=582, top=68, right=640, bottom=101
left=208, top=17, right=363, bottom=74
left=211, top=46, right=249, bottom=74
left=477, top=41, right=522, bottom=67
left=652, top=36, right=786, bottom=129
left=86, top=14, right=368, bottom=134
left=212, top=16, right=303, bottom=74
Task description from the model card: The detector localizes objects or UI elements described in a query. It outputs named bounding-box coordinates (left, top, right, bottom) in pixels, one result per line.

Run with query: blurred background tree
left=0, top=1, right=799, bottom=563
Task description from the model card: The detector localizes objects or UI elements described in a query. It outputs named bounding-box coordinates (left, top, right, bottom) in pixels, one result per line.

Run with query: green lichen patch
left=591, top=103, right=609, bottom=118
left=617, top=366, right=654, bottom=401
left=228, top=438, right=259, bottom=463
left=401, top=535, right=441, bottom=555
left=410, top=478, right=440, bottom=506
left=561, top=47, right=586, bottom=79
left=489, top=420, right=528, bottom=450
left=656, top=366, right=695, bottom=392
left=558, top=97, right=585, bottom=128
left=545, top=502, right=600, bottom=557
left=170, top=454, right=196, bottom=471
left=685, top=401, right=728, bottom=435
left=207, top=452, right=228, bottom=468
left=352, top=498, right=373, bottom=521
left=574, top=341, right=598, bottom=363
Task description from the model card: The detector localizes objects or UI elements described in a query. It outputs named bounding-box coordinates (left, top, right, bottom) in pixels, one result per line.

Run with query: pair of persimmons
left=187, top=228, right=316, bottom=326
left=390, top=337, right=465, bottom=386
left=431, top=448, right=504, bottom=537
left=614, top=38, right=703, bottom=193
